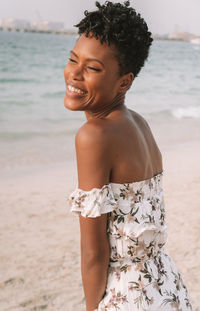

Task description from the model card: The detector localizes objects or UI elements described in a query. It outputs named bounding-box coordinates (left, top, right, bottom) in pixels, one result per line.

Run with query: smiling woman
left=64, top=1, right=193, bottom=311
left=64, top=34, right=131, bottom=117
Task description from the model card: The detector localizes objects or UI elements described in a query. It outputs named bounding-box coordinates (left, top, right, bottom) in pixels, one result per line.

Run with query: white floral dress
left=68, top=172, right=193, bottom=310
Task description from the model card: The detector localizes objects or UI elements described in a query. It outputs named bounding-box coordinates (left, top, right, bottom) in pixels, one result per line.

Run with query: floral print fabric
left=68, top=172, right=193, bottom=310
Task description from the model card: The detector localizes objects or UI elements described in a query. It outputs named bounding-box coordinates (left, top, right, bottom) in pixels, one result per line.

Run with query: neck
left=85, top=93, right=125, bottom=120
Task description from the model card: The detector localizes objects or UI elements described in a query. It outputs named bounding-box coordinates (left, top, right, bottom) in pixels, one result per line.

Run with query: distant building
left=168, top=32, right=195, bottom=42
left=0, top=18, right=64, bottom=33
left=32, top=21, right=64, bottom=32
left=173, top=24, right=180, bottom=34
left=153, top=33, right=169, bottom=40
left=0, top=18, right=30, bottom=30
left=190, top=37, right=200, bottom=45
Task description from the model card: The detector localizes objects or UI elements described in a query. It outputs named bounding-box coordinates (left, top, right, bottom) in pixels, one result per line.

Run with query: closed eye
left=87, top=66, right=101, bottom=72
left=68, top=57, right=101, bottom=72
left=69, top=58, right=77, bottom=63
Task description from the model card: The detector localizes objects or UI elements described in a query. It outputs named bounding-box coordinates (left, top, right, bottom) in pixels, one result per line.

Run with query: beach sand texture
left=0, top=129, right=200, bottom=311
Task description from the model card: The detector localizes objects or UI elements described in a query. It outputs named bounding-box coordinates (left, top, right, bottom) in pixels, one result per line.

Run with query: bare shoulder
left=75, top=118, right=114, bottom=189
left=75, top=118, right=113, bottom=148
left=128, top=108, right=150, bottom=128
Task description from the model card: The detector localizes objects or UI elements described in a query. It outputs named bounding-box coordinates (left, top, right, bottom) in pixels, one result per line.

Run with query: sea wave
left=0, top=129, right=77, bottom=140
left=0, top=78, right=37, bottom=83
left=172, top=106, right=200, bottom=119
left=42, top=91, right=65, bottom=98
left=144, top=107, right=200, bottom=120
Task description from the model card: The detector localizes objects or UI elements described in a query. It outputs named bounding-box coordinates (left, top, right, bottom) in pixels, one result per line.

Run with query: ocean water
left=0, top=30, right=200, bottom=173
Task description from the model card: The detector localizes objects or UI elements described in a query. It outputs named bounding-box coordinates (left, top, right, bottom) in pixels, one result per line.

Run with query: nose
left=70, top=64, right=84, bottom=81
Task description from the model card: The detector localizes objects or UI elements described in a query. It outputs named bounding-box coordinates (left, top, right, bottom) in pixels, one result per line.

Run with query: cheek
left=64, top=65, right=69, bottom=82
left=89, top=74, right=114, bottom=94
left=92, top=75, right=118, bottom=100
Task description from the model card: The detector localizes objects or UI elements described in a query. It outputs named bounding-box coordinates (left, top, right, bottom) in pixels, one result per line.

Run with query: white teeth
left=68, top=85, right=84, bottom=95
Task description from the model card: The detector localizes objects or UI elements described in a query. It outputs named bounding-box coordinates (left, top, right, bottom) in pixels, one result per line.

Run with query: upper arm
left=75, top=120, right=112, bottom=256
left=75, top=120, right=112, bottom=191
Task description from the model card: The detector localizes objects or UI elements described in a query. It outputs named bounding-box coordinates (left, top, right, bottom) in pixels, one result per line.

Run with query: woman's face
left=64, top=34, right=123, bottom=113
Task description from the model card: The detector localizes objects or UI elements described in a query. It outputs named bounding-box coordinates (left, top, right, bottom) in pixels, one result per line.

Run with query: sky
left=0, top=0, right=200, bottom=35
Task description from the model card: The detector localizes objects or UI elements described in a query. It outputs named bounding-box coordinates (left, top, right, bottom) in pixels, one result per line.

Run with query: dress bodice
left=69, top=172, right=167, bottom=262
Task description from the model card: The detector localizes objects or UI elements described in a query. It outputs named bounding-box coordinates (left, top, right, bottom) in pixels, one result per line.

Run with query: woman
left=65, top=1, right=193, bottom=310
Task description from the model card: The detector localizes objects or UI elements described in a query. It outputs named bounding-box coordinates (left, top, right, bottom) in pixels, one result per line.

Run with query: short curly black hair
left=75, top=1, right=153, bottom=77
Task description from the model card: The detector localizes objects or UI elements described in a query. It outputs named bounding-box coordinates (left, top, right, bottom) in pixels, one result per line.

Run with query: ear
left=119, top=72, right=134, bottom=93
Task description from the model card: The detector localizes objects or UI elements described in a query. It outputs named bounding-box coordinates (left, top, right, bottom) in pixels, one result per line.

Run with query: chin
left=64, top=96, right=82, bottom=111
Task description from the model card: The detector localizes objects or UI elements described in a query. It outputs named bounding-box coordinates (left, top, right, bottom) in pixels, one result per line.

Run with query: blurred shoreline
left=1, top=25, right=200, bottom=44
left=1, top=114, right=200, bottom=176
left=0, top=27, right=77, bottom=36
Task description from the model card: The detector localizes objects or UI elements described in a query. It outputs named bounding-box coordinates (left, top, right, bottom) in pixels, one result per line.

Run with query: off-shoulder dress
left=68, top=172, right=193, bottom=310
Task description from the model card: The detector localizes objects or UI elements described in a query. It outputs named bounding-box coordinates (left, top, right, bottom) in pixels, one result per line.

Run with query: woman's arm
left=75, top=119, right=112, bottom=311
left=79, top=214, right=110, bottom=311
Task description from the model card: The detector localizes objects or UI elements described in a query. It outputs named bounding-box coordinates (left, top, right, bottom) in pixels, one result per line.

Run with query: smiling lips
left=67, top=84, right=86, bottom=95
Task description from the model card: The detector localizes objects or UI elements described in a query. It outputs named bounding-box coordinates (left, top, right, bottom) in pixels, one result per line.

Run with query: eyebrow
left=70, top=50, right=105, bottom=68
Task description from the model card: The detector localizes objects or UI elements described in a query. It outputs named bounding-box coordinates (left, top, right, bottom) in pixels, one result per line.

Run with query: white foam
left=172, top=106, right=200, bottom=119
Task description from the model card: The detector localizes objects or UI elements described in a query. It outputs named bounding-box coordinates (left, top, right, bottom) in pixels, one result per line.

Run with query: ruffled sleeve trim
left=68, top=184, right=117, bottom=218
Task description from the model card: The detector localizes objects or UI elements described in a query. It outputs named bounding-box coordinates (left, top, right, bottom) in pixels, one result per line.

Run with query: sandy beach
left=0, top=118, right=200, bottom=311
